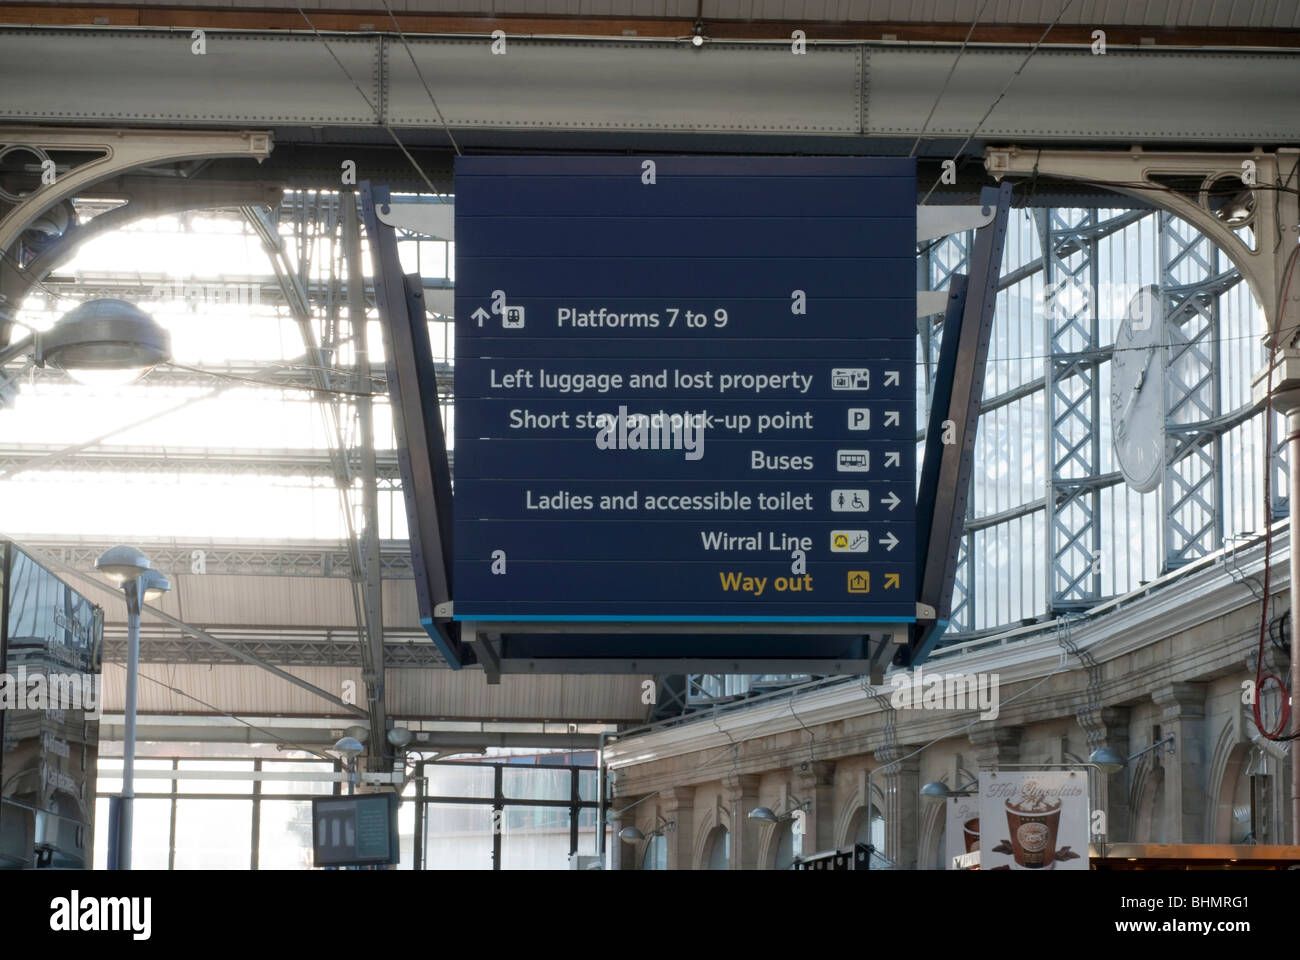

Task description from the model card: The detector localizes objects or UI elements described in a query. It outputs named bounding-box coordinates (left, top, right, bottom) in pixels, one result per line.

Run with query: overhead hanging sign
left=453, top=156, right=916, bottom=622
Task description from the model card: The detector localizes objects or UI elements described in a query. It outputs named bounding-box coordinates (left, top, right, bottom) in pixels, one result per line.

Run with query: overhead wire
left=908, top=0, right=992, bottom=159
left=920, top=0, right=1079, bottom=206
left=292, top=4, right=450, bottom=200
left=377, top=0, right=463, bottom=161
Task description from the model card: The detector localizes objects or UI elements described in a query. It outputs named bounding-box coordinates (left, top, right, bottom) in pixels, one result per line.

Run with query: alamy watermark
left=147, top=279, right=262, bottom=309
left=889, top=666, right=1000, bottom=721
left=0, top=667, right=100, bottom=715
left=594, top=405, right=705, bottom=461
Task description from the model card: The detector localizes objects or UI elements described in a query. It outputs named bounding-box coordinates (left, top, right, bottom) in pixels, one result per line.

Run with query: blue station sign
left=453, top=156, right=916, bottom=622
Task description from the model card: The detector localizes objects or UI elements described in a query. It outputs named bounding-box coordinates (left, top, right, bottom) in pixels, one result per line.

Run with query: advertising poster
left=945, top=793, right=981, bottom=869
left=978, top=770, right=1089, bottom=871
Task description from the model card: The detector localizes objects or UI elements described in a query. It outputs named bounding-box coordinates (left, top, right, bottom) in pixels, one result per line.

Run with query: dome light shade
left=140, top=568, right=171, bottom=602
left=40, top=299, right=170, bottom=384
left=1089, top=746, right=1126, bottom=775
left=618, top=826, right=646, bottom=843
left=333, top=736, right=364, bottom=757
left=920, top=780, right=953, bottom=799
left=387, top=727, right=413, bottom=748
left=95, top=545, right=151, bottom=583
left=747, top=806, right=779, bottom=823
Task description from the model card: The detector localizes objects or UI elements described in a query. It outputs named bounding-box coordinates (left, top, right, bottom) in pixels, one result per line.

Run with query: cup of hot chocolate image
left=1004, top=795, right=1061, bottom=868
left=962, top=818, right=980, bottom=853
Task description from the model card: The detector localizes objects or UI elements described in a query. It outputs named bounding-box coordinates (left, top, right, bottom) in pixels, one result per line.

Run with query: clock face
left=1110, top=287, right=1165, bottom=494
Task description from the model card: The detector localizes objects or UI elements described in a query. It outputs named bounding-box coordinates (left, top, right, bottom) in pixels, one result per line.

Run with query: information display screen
left=453, top=157, right=916, bottom=623
left=311, top=793, right=399, bottom=867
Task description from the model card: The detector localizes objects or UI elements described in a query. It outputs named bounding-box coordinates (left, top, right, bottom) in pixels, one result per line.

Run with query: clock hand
left=1118, top=348, right=1158, bottom=427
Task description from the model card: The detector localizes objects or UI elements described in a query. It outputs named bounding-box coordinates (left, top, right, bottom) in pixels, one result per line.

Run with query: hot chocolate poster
left=977, top=770, right=1089, bottom=870
left=944, top=794, right=981, bottom=869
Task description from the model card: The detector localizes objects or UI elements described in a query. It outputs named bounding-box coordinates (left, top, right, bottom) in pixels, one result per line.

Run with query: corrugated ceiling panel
left=99, top=662, right=647, bottom=721
left=96, top=575, right=418, bottom=632
left=137, top=574, right=420, bottom=628
left=101, top=662, right=363, bottom=715
left=385, top=669, right=647, bottom=720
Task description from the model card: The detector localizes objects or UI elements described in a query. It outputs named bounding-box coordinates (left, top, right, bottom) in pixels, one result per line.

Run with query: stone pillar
left=608, top=808, right=628, bottom=870
left=660, top=786, right=695, bottom=870
left=722, top=773, right=762, bottom=870
left=1152, top=682, right=1208, bottom=843
left=968, top=724, right=1022, bottom=768
left=793, top=760, right=837, bottom=855
left=874, top=746, right=920, bottom=869
left=1077, top=705, right=1132, bottom=843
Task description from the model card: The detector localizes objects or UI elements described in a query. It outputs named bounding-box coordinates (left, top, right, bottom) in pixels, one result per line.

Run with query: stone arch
left=920, top=794, right=947, bottom=870
left=1131, top=754, right=1166, bottom=843
left=1207, top=714, right=1247, bottom=842
left=833, top=778, right=887, bottom=848
left=691, top=806, right=730, bottom=870
left=1212, top=741, right=1255, bottom=844
left=754, top=818, right=780, bottom=869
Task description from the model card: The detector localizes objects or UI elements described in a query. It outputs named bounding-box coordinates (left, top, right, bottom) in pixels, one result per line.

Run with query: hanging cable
left=1253, top=241, right=1300, bottom=741
left=920, top=0, right=1079, bottom=206
left=908, top=0, right=992, bottom=159
left=292, top=5, right=449, bottom=199
left=377, top=0, right=463, bottom=161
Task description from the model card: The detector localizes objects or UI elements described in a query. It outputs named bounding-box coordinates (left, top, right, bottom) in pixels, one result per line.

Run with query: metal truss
left=1042, top=208, right=1104, bottom=610
left=917, top=200, right=1270, bottom=636
left=0, top=441, right=408, bottom=485
left=7, top=357, right=450, bottom=397
left=102, top=628, right=442, bottom=667
left=32, top=271, right=451, bottom=315
left=1161, top=212, right=1236, bottom=566
left=22, top=535, right=414, bottom=580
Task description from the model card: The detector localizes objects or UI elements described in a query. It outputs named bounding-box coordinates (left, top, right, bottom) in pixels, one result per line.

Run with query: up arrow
left=881, top=531, right=899, bottom=552
left=882, top=491, right=901, bottom=511
left=472, top=307, right=490, bottom=327
left=884, top=411, right=901, bottom=427
left=884, top=370, right=900, bottom=387
left=884, top=573, right=901, bottom=590
left=884, top=451, right=901, bottom=468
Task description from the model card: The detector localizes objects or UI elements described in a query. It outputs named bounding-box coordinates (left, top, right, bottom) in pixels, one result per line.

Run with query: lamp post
left=95, top=547, right=170, bottom=870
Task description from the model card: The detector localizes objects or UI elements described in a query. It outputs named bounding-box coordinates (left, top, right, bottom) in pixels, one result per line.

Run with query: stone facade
left=606, top=543, right=1293, bottom=869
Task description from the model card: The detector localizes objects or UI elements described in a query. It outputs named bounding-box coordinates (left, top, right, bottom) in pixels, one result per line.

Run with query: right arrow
left=882, top=491, right=901, bottom=511
left=884, top=411, right=900, bottom=427
left=881, top=531, right=899, bottom=551
left=884, top=370, right=900, bottom=387
left=471, top=307, right=490, bottom=327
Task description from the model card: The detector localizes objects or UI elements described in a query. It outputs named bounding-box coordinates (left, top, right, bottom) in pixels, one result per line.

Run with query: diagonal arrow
left=881, top=531, right=899, bottom=551
left=883, top=491, right=901, bottom=511
left=884, top=370, right=900, bottom=387
left=884, top=451, right=901, bottom=468
left=884, top=573, right=900, bottom=590
left=884, top=411, right=900, bottom=427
